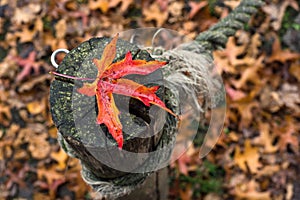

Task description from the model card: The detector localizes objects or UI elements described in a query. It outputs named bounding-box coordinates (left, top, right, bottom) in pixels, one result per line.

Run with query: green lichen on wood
left=50, top=37, right=178, bottom=180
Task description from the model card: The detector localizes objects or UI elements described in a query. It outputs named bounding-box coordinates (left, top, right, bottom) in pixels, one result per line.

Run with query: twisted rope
left=195, top=0, right=264, bottom=52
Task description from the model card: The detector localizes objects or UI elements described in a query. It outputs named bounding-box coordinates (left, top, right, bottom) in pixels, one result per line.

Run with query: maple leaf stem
left=50, top=71, right=94, bottom=81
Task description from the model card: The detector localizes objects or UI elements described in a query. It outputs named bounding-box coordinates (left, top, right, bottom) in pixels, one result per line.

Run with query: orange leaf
left=253, top=123, right=278, bottom=153
left=93, top=33, right=118, bottom=77
left=274, top=116, right=299, bottom=153
left=234, top=139, right=262, bottom=173
left=233, top=179, right=271, bottom=200
left=267, top=33, right=300, bottom=63
left=77, top=82, right=97, bottom=96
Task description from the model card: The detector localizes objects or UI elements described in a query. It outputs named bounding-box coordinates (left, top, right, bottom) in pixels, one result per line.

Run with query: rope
left=195, top=0, right=264, bottom=52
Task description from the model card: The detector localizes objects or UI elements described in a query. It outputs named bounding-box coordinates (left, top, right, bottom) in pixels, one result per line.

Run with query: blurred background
left=0, top=0, right=300, bottom=199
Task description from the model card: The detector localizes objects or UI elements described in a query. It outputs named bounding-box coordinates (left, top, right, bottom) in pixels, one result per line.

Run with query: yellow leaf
left=55, top=19, right=67, bottom=39
left=234, top=179, right=271, bottom=200
left=289, top=62, right=300, bottom=82
left=234, top=139, right=261, bottom=173
left=27, top=100, right=45, bottom=115
left=256, top=165, right=280, bottom=177
left=89, top=0, right=109, bottom=13
left=179, top=184, right=193, bottom=200
left=28, top=132, right=51, bottom=159
left=108, top=0, right=133, bottom=12
left=231, top=55, right=264, bottom=89
left=15, top=26, right=36, bottom=43
left=51, top=149, right=69, bottom=171
left=253, top=123, right=278, bottom=153
left=143, top=2, right=168, bottom=27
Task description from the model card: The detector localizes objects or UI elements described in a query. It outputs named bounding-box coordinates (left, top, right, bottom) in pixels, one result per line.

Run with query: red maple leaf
left=52, top=34, right=176, bottom=148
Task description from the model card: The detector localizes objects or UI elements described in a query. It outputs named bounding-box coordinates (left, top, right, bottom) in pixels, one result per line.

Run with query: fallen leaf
left=12, top=4, right=41, bottom=25
left=188, top=1, right=208, bottom=19
left=267, top=33, right=300, bottom=63
left=289, top=62, right=300, bottom=81
left=230, top=95, right=259, bottom=130
left=231, top=55, right=264, bottom=89
left=234, top=139, right=262, bottom=173
left=44, top=33, right=68, bottom=51
left=27, top=100, right=46, bottom=115
left=18, top=74, right=52, bottom=93
left=247, top=33, right=262, bottom=58
left=55, top=19, right=67, bottom=39
left=213, top=36, right=250, bottom=74
left=277, top=83, right=300, bottom=113
left=213, top=51, right=237, bottom=74
left=263, top=0, right=299, bottom=30
left=259, top=86, right=282, bottom=113
left=225, top=84, right=246, bottom=101
left=233, top=179, right=271, bottom=200
left=274, top=116, right=299, bottom=153
left=108, top=0, right=133, bottom=13
left=223, top=37, right=248, bottom=66
left=33, top=193, right=52, bottom=200
left=155, top=0, right=169, bottom=11
left=168, top=1, right=184, bottom=18
left=15, top=51, right=43, bottom=81
left=179, top=184, right=193, bottom=200
left=50, top=149, right=68, bottom=171
left=28, top=132, right=51, bottom=159
left=36, top=166, right=66, bottom=198
left=88, top=0, right=109, bottom=13
left=253, top=123, right=278, bottom=153
left=143, top=2, right=168, bottom=27
left=0, top=50, right=18, bottom=79
left=15, top=26, right=36, bottom=43
left=0, top=103, right=11, bottom=127
left=256, top=165, right=280, bottom=177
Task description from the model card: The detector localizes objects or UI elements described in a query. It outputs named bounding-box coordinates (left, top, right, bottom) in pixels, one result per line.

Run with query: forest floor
left=0, top=0, right=300, bottom=199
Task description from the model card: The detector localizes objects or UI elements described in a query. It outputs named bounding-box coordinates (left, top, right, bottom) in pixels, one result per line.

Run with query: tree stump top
left=50, top=37, right=177, bottom=180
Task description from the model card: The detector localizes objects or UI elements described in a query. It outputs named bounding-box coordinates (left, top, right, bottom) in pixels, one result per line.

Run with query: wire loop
left=51, top=49, right=70, bottom=68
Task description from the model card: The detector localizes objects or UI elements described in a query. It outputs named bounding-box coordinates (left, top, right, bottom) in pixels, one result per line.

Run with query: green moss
left=280, top=6, right=300, bottom=39
left=42, top=16, right=52, bottom=32
left=208, top=0, right=219, bottom=16
left=172, top=160, right=224, bottom=199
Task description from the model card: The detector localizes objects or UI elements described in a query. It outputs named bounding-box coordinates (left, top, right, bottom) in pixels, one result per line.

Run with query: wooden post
left=118, top=168, right=169, bottom=200
left=50, top=37, right=177, bottom=199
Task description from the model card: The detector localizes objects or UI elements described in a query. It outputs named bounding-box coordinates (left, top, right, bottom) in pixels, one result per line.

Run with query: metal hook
left=51, top=49, right=70, bottom=68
